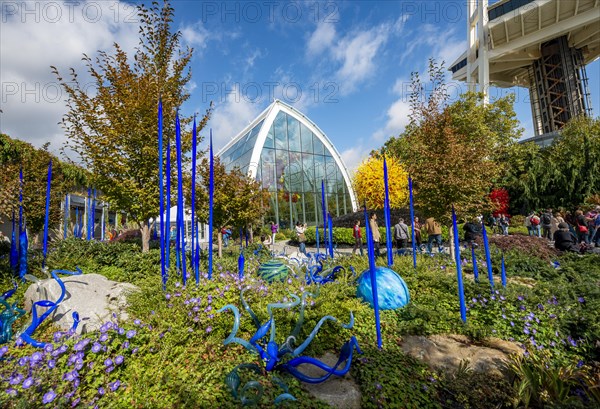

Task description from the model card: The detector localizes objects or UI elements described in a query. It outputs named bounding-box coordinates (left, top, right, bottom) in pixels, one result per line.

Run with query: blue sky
left=1, top=1, right=598, bottom=172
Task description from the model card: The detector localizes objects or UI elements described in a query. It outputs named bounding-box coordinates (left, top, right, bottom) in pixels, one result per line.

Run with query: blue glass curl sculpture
left=19, top=268, right=83, bottom=347
left=1, top=283, right=25, bottom=344
left=219, top=288, right=361, bottom=405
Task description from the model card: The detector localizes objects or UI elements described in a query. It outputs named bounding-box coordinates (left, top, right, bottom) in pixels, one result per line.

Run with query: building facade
left=218, top=100, right=357, bottom=228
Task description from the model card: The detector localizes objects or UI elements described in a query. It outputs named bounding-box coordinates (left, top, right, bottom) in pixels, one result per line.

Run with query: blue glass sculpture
left=219, top=289, right=361, bottom=405
left=356, top=266, right=410, bottom=310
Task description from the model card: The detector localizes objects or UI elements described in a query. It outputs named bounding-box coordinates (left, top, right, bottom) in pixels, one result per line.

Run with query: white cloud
left=334, top=27, right=388, bottom=93
left=307, top=21, right=336, bottom=56
left=341, top=145, right=369, bottom=176
left=208, top=85, right=262, bottom=150
left=0, top=1, right=139, bottom=155
left=180, top=22, right=210, bottom=51
left=305, top=21, right=390, bottom=96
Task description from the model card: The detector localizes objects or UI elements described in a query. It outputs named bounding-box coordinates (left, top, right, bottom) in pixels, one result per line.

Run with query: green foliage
left=502, top=116, right=600, bottom=212
left=1, top=234, right=599, bottom=408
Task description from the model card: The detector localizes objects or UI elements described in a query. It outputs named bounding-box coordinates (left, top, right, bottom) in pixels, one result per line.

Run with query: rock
left=296, top=352, right=362, bottom=409
left=399, top=335, right=522, bottom=379
left=23, top=273, right=139, bottom=334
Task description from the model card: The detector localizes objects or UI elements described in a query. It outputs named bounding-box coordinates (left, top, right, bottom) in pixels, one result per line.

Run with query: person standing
left=369, top=213, right=381, bottom=257
left=295, top=222, right=307, bottom=255
left=530, top=212, right=541, bottom=237
left=352, top=220, right=363, bottom=256
left=574, top=210, right=590, bottom=244
left=393, top=218, right=409, bottom=249
left=425, top=217, right=443, bottom=254
left=541, top=209, right=553, bottom=240
left=270, top=221, right=278, bottom=249
left=498, top=214, right=510, bottom=236
left=524, top=213, right=533, bottom=236
left=413, top=216, right=423, bottom=249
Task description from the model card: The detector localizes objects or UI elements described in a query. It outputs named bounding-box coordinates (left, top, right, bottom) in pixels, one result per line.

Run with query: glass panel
left=274, top=112, right=288, bottom=151
left=313, top=155, right=325, bottom=186
left=287, top=115, right=301, bottom=152
left=260, top=148, right=276, bottom=191
left=264, top=124, right=274, bottom=148
left=300, top=123, right=313, bottom=153
left=312, top=135, right=325, bottom=156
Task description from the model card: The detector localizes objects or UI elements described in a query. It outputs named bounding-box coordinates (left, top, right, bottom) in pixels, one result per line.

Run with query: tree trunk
left=141, top=224, right=150, bottom=253
left=249, top=225, right=254, bottom=244
left=217, top=231, right=222, bottom=258
left=449, top=224, right=456, bottom=263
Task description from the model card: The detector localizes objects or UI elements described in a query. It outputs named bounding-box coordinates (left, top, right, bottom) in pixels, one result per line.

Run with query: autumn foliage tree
left=383, top=59, right=521, bottom=224
left=195, top=157, right=270, bottom=257
left=53, top=1, right=210, bottom=252
left=352, top=155, right=409, bottom=210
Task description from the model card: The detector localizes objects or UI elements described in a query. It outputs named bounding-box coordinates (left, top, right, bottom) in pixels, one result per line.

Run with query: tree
left=502, top=116, right=600, bottom=212
left=352, top=155, right=409, bottom=210
left=0, top=133, right=89, bottom=239
left=53, top=1, right=210, bottom=252
left=195, top=157, right=270, bottom=257
left=383, top=59, right=522, bottom=224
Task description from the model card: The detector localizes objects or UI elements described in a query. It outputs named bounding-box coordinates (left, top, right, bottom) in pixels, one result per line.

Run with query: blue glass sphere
left=356, top=267, right=410, bottom=310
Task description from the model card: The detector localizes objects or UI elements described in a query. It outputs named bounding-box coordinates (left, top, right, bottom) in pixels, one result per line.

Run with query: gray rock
left=23, top=273, right=138, bottom=334
left=399, top=334, right=522, bottom=379
left=296, top=352, right=362, bottom=409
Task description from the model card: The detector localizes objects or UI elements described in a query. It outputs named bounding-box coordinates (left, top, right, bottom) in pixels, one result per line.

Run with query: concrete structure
left=451, top=0, right=600, bottom=144
left=218, top=100, right=357, bottom=228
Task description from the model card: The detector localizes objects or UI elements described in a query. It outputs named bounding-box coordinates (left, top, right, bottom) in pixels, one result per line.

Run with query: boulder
left=296, top=352, right=362, bottom=409
left=23, top=273, right=138, bottom=334
left=399, top=334, right=522, bottom=379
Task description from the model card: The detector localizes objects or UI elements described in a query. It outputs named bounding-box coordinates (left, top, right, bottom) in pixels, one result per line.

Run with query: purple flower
left=109, top=380, right=121, bottom=391
left=22, top=377, right=34, bottom=389
left=118, top=328, right=125, bottom=335
left=126, top=330, right=136, bottom=339
left=91, top=342, right=102, bottom=353
left=43, top=344, right=54, bottom=353
left=73, top=339, right=90, bottom=351
left=71, top=397, right=81, bottom=407
left=517, top=295, right=524, bottom=301
left=42, top=390, right=57, bottom=404
left=206, top=326, right=212, bottom=333
left=5, top=388, right=17, bottom=397
left=132, top=347, right=139, bottom=354
left=64, top=370, right=79, bottom=382
left=14, top=337, right=24, bottom=347
left=577, top=360, right=584, bottom=368
left=99, top=333, right=109, bottom=343
left=104, top=358, right=113, bottom=367
left=115, top=355, right=124, bottom=365
left=18, top=357, right=28, bottom=366
left=98, top=387, right=106, bottom=395
left=75, top=359, right=84, bottom=370
left=0, top=346, right=8, bottom=358
left=578, top=297, right=585, bottom=303
left=134, top=319, right=141, bottom=326
left=106, top=366, right=115, bottom=373
left=122, top=341, right=130, bottom=349
left=47, top=359, right=56, bottom=369
left=519, top=305, right=526, bottom=311
left=9, top=374, right=23, bottom=385
left=165, top=293, right=171, bottom=300
left=537, top=304, right=544, bottom=311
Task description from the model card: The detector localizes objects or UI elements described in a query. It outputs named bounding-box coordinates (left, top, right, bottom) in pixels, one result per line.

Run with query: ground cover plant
left=0, top=237, right=599, bottom=408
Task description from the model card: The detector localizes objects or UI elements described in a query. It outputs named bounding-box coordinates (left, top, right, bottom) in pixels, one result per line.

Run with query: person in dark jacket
left=463, top=219, right=482, bottom=245
left=553, top=222, right=580, bottom=253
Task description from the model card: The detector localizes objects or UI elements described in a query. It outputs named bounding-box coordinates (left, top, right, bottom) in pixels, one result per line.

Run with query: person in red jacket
left=353, top=219, right=363, bottom=256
